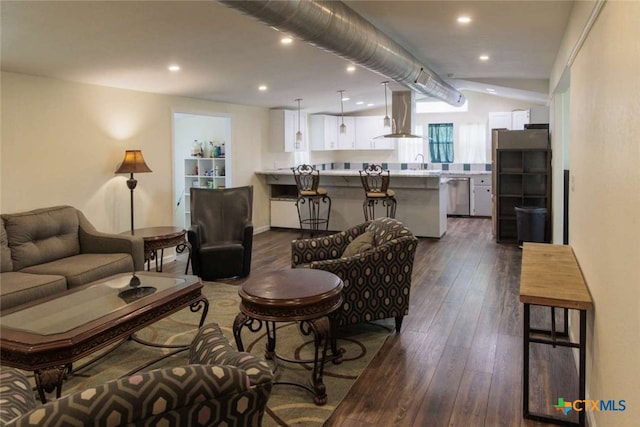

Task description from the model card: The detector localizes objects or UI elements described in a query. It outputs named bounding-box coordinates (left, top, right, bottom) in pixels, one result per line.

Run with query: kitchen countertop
left=256, top=169, right=490, bottom=177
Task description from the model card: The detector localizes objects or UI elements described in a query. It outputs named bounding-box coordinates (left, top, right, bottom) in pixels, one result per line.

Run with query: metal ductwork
left=218, top=0, right=465, bottom=107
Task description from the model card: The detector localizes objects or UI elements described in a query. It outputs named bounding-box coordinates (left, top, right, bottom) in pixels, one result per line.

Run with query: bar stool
left=359, top=164, right=397, bottom=221
left=292, top=164, right=331, bottom=237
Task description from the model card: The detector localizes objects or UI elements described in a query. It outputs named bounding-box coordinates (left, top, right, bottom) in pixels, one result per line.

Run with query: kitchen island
left=257, top=169, right=447, bottom=238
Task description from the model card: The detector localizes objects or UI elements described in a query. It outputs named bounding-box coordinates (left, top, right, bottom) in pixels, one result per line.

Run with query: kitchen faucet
left=415, top=153, right=425, bottom=169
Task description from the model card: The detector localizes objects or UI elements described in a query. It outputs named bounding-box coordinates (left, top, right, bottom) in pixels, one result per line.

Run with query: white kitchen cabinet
left=355, top=116, right=395, bottom=150
left=270, top=109, right=307, bottom=152
left=337, top=116, right=356, bottom=150
left=309, top=114, right=338, bottom=151
left=471, top=174, right=492, bottom=217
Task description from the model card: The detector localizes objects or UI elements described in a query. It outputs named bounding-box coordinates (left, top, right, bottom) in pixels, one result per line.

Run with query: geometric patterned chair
left=0, top=323, right=273, bottom=427
left=291, top=217, right=417, bottom=333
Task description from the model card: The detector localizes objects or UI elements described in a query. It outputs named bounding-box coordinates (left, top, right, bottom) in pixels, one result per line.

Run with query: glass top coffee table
left=0, top=272, right=207, bottom=403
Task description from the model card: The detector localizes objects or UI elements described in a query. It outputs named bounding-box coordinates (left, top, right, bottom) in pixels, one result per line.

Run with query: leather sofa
left=291, top=217, right=418, bottom=333
left=0, top=323, right=274, bottom=426
left=1, top=205, right=144, bottom=311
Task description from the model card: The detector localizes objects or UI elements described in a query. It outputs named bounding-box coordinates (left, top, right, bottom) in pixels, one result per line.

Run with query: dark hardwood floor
left=165, top=217, right=579, bottom=426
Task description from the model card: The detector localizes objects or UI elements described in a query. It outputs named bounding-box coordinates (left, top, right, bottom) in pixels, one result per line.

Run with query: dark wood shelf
left=496, top=148, right=551, bottom=243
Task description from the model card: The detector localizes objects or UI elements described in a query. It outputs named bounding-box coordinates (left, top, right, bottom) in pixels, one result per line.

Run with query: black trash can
left=515, top=206, right=547, bottom=247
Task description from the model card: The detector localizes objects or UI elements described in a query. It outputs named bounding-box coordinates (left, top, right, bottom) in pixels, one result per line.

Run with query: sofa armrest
left=189, top=323, right=273, bottom=387
left=6, top=365, right=264, bottom=427
left=0, top=368, right=36, bottom=425
left=187, top=224, right=202, bottom=250
left=77, top=211, right=145, bottom=271
left=291, top=221, right=370, bottom=266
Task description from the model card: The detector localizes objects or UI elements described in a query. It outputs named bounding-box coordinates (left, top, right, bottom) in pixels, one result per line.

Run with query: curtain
left=428, top=123, right=454, bottom=163
left=457, top=123, right=487, bottom=163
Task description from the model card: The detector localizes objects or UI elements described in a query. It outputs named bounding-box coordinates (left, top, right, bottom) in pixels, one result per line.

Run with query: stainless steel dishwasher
left=445, top=177, right=470, bottom=216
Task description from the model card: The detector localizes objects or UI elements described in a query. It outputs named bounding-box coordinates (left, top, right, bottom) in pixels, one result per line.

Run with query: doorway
left=172, top=112, right=231, bottom=229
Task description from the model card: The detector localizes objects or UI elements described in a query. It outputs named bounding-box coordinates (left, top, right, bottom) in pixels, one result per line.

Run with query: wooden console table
left=520, top=243, right=593, bottom=427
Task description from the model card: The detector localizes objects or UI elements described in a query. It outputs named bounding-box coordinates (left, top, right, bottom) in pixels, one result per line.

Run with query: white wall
left=551, top=2, right=640, bottom=425
left=0, top=72, right=271, bottom=233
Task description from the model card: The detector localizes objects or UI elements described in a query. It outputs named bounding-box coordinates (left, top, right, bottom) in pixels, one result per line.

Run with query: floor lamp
left=115, top=150, right=152, bottom=234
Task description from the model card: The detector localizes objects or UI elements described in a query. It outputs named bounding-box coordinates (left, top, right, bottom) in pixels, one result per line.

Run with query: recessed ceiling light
left=486, top=88, right=496, bottom=93
left=281, top=36, right=293, bottom=45
left=346, top=65, right=356, bottom=72
left=342, top=97, right=350, bottom=102
left=168, top=64, right=180, bottom=72
left=479, top=55, right=490, bottom=61
left=367, top=103, right=375, bottom=107
left=258, top=85, right=268, bottom=91
left=356, top=101, right=364, bottom=105
left=457, top=16, right=472, bottom=24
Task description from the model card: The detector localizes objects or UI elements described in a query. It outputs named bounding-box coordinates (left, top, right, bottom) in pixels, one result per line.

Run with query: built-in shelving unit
left=496, top=148, right=551, bottom=243
left=183, top=157, right=227, bottom=226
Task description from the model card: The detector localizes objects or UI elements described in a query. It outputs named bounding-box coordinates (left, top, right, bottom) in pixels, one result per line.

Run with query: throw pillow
left=342, top=231, right=374, bottom=258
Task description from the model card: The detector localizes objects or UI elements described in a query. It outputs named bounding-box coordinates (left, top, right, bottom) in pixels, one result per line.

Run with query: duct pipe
left=218, top=0, right=465, bottom=106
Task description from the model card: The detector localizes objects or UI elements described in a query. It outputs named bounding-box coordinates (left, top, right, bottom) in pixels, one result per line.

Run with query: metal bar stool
left=292, top=164, right=331, bottom=237
left=359, top=164, right=397, bottom=221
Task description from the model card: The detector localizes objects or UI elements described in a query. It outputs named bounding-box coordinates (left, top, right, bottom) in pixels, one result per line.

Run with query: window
left=428, top=123, right=454, bottom=163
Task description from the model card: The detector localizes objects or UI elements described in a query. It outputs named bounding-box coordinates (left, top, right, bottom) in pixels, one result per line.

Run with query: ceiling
left=1, top=1, right=574, bottom=115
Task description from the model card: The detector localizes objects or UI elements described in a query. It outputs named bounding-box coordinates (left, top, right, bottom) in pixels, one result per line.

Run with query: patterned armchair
left=0, top=323, right=273, bottom=427
left=291, top=217, right=418, bottom=333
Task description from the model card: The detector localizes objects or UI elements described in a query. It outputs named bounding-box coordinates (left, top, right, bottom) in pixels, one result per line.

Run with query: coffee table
left=0, top=272, right=208, bottom=403
left=122, top=226, right=191, bottom=273
left=233, top=268, right=343, bottom=405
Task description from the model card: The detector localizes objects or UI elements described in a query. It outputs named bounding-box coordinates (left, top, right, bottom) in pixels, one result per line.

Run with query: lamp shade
left=115, top=150, right=152, bottom=174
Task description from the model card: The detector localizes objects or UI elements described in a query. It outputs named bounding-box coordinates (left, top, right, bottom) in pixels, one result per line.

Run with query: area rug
left=59, top=281, right=393, bottom=426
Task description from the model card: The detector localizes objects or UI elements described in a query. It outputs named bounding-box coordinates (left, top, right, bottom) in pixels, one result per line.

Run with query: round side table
left=233, top=268, right=344, bottom=405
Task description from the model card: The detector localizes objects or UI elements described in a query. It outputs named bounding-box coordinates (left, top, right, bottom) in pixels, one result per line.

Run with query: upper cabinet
left=337, top=116, right=356, bottom=150
left=309, top=114, right=395, bottom=151
left=270, top=109, right=307, bottom=152
left=355, top=116, right=395, bottom=150
left=309, top=114, right=338, bottom=151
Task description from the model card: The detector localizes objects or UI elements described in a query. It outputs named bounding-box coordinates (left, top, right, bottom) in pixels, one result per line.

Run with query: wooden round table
left=233, top=268, right=344, bottom=405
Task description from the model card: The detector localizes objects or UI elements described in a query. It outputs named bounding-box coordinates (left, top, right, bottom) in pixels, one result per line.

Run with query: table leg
left=265, top=321, right=277, bottom=360
left=232, top=313, right=263, bottom=352
left=579, top=309, right=587, bottom=427
left=522, top=303, right=531, bottom=419
left=190, top=297, right=209, bottom=328
left=302, top=316, right=331, bottom=405
left=34, top=364, right=71, bottom=403
left=177, top=242, right=191, bottom=274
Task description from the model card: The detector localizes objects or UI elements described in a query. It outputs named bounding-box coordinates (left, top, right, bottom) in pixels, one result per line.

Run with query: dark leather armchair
left=188, top=186, right=253, bottom=280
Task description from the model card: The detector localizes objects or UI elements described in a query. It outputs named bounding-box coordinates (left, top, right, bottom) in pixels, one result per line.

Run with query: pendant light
left=338, top=90, right=347, bottom=134
left=295, top=98, right=303, bottom=149
left=382, top=81, right=391, bottom=128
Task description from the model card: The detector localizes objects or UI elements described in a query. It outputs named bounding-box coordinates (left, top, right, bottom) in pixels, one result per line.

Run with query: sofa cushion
left=366, top=217, right=412, bottom=247
left=1, top=219, right=13, bottom=272
left=20, top=253, right=133, bottom=289
left=2, top=206, right=80, bottom=271
left=0, top=272, right=67, bottom=311
left=342, top=231, right=374, bottom=258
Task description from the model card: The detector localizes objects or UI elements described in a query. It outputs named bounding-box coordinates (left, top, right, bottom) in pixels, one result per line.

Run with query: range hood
left=380, top=90, right=423, bottom=139
left=218, top=0, right=465, bottom=107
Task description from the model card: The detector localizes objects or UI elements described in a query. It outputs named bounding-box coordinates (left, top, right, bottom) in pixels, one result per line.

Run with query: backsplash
left=314, top=162, right=491, bottom=172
